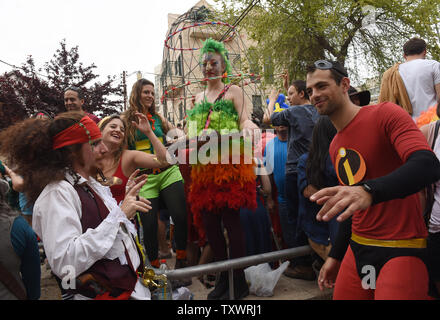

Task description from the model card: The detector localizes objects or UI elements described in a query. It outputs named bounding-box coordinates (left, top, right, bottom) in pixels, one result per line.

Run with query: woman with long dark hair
left=123, top=79, right=190, bottom=287
left=297, top=116, right=339, bottom=263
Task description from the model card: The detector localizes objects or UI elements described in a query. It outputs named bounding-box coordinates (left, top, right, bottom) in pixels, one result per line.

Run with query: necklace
left=101, top=155, right=119, bottom=176
left=96, top=156, right=122, bottom=187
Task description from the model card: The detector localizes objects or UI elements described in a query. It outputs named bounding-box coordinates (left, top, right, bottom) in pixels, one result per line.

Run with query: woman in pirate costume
left=0, top=111, right=152, bottom=299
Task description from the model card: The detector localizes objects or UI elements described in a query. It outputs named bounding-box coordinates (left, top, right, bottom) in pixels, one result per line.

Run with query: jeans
left=284, top=172, right=311, bottom=267
left=240, top=195, right=272, bottom=257
left=277, top=201, right=296, bottom=249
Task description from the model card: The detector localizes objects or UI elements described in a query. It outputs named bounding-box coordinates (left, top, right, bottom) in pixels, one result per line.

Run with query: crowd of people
left=1, top=36, right=440, bottom=301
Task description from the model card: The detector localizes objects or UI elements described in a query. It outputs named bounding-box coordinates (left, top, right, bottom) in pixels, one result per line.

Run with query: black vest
left=72, top=184, right=138, bottom=297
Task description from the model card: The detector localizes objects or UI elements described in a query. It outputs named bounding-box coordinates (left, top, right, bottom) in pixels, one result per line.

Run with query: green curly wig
left=200, top=38, right=232, bottom=84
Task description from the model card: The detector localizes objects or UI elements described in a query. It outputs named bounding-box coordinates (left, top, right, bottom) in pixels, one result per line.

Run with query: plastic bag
left=172, top=286, right=194, bottom=300
left=244, top=261, right=290, bottom=297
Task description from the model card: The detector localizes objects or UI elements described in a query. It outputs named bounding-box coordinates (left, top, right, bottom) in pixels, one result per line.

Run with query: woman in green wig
left=186, top=38, right=259, bottom=300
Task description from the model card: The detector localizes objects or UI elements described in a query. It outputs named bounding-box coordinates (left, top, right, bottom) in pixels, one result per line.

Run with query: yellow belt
left=351, top=233, right=427, bottom=249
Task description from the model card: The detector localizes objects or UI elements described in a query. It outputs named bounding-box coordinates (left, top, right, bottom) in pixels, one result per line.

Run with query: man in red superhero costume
left=306, top=60, right=440, bottom=299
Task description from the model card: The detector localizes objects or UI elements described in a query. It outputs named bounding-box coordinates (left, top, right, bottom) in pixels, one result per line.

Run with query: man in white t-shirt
left=398, top=38, right=440, bottom=120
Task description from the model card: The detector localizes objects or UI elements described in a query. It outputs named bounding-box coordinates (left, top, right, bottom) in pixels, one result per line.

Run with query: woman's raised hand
left=268, top=88, right=280, bottom=104
left=125, top=169, right=148, bottom=194
left=133, top=112, right=153, bottom=135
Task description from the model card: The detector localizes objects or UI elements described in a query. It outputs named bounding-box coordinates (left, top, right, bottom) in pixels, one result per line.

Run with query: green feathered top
left=186, top=98, right=240, bottom=138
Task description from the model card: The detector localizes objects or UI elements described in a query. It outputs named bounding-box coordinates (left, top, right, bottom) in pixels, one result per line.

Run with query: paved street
left=39, top=256, right=333, bottom=300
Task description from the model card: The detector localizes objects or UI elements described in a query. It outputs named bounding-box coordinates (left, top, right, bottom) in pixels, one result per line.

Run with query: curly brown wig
left=0, top=111, right=86, bottom=204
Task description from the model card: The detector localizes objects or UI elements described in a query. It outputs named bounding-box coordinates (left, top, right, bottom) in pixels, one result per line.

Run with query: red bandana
left=52, top=115, right=102, bottom=150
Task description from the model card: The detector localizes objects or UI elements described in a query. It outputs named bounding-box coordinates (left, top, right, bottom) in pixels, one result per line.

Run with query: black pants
left=202, top=207, right=246, bottom=275
left=427, top=232, right=440, bottom=298
left=139, top=180, right=187, bottom=262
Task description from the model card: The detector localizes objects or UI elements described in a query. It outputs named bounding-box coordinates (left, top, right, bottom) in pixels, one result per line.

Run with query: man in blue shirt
left=265, top=80, right=319, bottom=280
left=265, top=126, right=288, bottom=205
left=264, top=124, right=289, bottom=244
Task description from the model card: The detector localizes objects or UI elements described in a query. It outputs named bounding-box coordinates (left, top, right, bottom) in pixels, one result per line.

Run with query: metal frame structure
left=157, top=245, right=313, bottom=300
left=159, top=3, right=265, bottom=125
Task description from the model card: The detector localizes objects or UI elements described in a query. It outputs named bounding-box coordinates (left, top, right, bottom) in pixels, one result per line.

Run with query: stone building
left=156, top=0, right=265, bottom=126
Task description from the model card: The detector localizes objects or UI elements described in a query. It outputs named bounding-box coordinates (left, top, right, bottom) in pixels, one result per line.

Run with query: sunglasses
left=314, top=60, right=348, bottom=77
left=65, top=86, right=81, bottom=91
left=64, top=86, right=83, bottom=97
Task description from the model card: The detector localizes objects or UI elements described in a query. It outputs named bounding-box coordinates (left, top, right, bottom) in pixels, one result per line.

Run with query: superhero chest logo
left=335, top=147, right=366, bottom=186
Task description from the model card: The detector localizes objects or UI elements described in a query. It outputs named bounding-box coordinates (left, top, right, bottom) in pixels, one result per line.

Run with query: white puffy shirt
left=32, top=172, right=150, bottom=299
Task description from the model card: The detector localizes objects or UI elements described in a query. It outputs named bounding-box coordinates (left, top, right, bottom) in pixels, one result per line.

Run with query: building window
left=175, top=55, right=182, bottom=76
left=179, top=103, right=183, bottom=120
left=264, top=56, right=274, bottom=84
left=163, top=104, right=168, bottom=119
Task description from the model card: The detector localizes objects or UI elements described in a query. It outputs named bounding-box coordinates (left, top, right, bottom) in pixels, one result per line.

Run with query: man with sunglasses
left=306, top=59, right=440, bottom=299
left=64, top=86, right=101, bottom=124
left=269, top=79, right=319, bottom=281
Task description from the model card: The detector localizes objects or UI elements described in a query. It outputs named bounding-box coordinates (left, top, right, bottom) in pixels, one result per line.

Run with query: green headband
left=200, top=38, right=232, bottom=84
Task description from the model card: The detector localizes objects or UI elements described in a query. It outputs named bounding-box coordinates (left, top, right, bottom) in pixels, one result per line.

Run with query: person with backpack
left=0, top=165, right=40, bottom=300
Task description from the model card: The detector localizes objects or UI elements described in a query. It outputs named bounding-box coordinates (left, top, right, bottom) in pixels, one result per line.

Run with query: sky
left=0, top=0, right=388, bottom=96
left=0, top=0, right=214, bottom=90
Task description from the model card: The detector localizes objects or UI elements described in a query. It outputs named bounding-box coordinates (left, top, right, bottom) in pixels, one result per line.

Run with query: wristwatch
left=361, top=182, right=373, bottom=194
left=355, top=181, right=377, bottom=205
